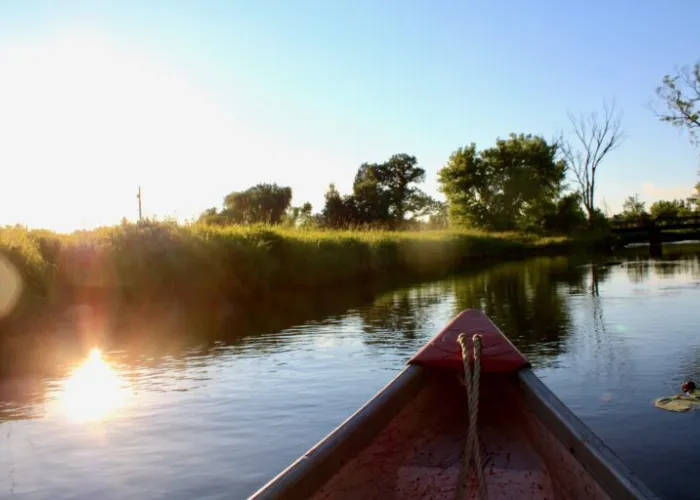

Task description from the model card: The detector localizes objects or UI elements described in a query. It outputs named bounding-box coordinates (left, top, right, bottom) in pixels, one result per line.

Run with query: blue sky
left=0, top=0, right=698, bottom=231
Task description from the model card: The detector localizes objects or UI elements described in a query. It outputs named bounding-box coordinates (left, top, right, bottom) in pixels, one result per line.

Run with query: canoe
left=249, top=309, right=659, bottom=500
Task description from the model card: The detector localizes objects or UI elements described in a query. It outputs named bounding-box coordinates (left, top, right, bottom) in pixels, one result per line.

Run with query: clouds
left=640, top=181, right=695, bottom=202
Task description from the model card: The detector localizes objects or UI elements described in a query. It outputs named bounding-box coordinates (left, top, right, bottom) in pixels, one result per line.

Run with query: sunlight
left=0, top=254, right=22, bottom=319
left=0, top=29, right=347, bottom=231
left=0, top=30, right=261, bottom=231
left=60, top=348, right=131, bottom=423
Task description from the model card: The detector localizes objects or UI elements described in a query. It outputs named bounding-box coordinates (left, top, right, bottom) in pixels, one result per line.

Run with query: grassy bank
left=0, top=221, right=609, bottom=369
left=0, top=221, right=599, bottom=307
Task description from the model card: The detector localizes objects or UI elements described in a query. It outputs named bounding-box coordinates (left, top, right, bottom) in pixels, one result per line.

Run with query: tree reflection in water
left=2, top=244, right=699, bottom=424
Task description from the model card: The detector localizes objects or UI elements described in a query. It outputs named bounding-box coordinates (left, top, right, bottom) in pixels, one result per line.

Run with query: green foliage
left=542, top=192, right=588, bottom=235
left=649, top=199, right=693, bottom=219
left=200, top=183, right=293, bottom=225
left=0, top=222, right=589, bottom=329
left=427, top=201, right=449, bottom=229
left=587, top=208, right=611, bottom=232
left=352, top=162, right=392, bottom=223
left=321, top=184, right=355, bottom=228
left=284, top=202, right=314, bottom=227
left=620, top=194, right=648, bottom=221
left=321, top=154, right=435, bottom=228
left=690, top=182, right=700, bottom=211
left=375, top=153, right=428, bottom=221
left=656, top=62, right=700, bottom=149
left=437, top=134, right=566, bottom=231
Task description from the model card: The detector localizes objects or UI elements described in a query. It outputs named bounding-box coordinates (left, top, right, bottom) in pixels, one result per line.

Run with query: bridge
left=611, top=214, right=700, bottom=248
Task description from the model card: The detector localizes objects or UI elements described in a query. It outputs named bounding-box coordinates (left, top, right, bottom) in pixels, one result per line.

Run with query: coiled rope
left=455, top=333, right=487, bottom=500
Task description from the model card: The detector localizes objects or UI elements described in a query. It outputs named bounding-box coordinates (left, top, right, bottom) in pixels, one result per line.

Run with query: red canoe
left=249, top=309, right=659, bottom=499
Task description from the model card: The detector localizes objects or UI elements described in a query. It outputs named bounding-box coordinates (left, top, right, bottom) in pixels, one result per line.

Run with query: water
left=1, top=245, right=700, bottom=500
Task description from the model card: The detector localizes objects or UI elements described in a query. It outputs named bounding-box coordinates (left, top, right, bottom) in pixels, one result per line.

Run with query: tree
left=199, top=183, right=293, bottom=225
left=542, top=192, right=588, bottom=234
left=351, top=154, right=428, bottom=225
left=222, top=183, right=292, bottom=224
left=321, top=184, right=356, bottom=228
left=376, top=154, right=427, bottom=221
left=649, top=199, right=690, bottom=219
left=427, top=201, right=449, bottom=229
left=656, top=62, right=700, bottom=149
left=560, top=101, right=624, bottom=221
left=285, top=202, right=314, bottom=227
left=322, top=154, right=432, bottom=229
left=691, top=182, right=700, bottom=211
left=438, top=134, right=566, bottom=231
left=351, top=163, right=391, bottom=224
left=198, top=207, right=235, bottom=226
left=621, top=194, right=647, bottom=219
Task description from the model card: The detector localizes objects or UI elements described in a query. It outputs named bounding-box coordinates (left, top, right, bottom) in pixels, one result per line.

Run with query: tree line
left=199, top=60, right=700, bottom=233
left=616, top=183, right=700, bottom=224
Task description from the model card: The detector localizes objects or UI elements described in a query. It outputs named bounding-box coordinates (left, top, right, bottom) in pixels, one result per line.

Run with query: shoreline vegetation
left=0, top=221, right=613, bottom=375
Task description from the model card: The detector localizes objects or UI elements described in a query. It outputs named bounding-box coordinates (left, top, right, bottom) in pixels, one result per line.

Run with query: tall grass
left=0, top=221, right=610, bottom=375
left=0, top=221, right=591, bottom=329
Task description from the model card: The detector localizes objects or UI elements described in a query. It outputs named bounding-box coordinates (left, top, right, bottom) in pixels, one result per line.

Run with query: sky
left=0, top=0, right=698, bottom=232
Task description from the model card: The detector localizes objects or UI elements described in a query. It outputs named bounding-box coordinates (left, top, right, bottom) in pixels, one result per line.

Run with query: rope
left=455, top=333, right=487, bottom=500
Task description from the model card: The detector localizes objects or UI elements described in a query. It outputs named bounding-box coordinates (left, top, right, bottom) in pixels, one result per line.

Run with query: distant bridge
left=611, top=214, right=700, bottom=247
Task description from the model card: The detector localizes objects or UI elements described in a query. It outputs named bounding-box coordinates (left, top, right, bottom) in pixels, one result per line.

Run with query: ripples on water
left=1, top=244, right=699, bottom=499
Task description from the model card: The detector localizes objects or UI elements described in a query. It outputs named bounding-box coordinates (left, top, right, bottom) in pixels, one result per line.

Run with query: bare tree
left=655, top=62, right=700, bottom=148
left=560, top=101, right=624, bottom=221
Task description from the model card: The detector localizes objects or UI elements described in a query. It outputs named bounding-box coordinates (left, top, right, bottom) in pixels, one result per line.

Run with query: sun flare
left=60, top=348, right=131, bottom=422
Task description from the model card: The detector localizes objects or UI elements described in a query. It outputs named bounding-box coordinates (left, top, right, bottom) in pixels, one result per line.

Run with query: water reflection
left=1, top=246, right=699, bottom=426
left=0, top=247, right=700, bottom=499
left=449, top=257, right=583, bottom=364
left=359, top=284, right=446, bottom=352
left=60, top=348, right=131, bottom=423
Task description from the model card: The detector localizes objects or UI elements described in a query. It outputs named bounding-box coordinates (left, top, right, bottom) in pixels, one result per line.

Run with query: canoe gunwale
left=249, top=363, right=661, bottom=500
left=247, top=364, right=427, bottom=500
left=517, top=368, right=662, bottom=500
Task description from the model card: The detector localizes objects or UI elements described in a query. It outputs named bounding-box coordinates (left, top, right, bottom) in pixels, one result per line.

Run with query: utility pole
left=137, top=186, right=143, bottom=222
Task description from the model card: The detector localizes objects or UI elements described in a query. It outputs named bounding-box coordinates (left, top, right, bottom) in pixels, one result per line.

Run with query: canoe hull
left=249, top=311, right=659, bottom=499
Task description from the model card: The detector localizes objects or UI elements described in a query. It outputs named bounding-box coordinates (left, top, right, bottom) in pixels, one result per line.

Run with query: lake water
left=1, top=244, right=699, bottom=499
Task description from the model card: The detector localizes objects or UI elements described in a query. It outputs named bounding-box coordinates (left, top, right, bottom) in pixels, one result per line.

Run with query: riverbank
left=0, top=221, right=611, bottom=374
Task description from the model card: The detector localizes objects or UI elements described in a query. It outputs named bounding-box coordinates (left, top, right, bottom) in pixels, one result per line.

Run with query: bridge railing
left=611, top=214, right=700, bottom=230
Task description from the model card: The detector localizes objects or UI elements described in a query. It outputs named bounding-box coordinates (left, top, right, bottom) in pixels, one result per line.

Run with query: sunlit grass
left=0, top=221, right=584, bottom=334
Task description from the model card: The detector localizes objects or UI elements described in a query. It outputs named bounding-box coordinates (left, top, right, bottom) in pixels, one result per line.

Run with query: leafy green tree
left=438, top=134, right=566, bottom=231
left=351, top=163, right=391, bottom=224
left=656, top=62, right=700, bottom=150
left=542, top=192, right=588, bottom=234
left=376, top=154, right=427, bottom=221
left=199, top=183, right=292, bottom=225
left=321, top=184, right=356, bottom=228
left=690, top=182, right=700, bottom=211
left=197, top=207, right=231, bottom=226
left=427, top=201, right=449, bottom=229
left=650, top=199, right=685, bottom=219
left=222, top=183, right=292, bottom=224
left=322, top=154, right=433, bottom=228
left=621, top=194, right=647, bottom=220
left=284, top=202, right=314, bottom=227
left=351, top=154, right=428, bottom=225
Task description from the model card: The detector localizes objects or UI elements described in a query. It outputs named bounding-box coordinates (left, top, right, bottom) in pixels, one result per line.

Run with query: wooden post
left=137, top=186, right=142, bottom=222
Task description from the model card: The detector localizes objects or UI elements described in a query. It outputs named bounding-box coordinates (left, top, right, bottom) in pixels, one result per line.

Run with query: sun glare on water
left=60, top=348, right=131, bottom=422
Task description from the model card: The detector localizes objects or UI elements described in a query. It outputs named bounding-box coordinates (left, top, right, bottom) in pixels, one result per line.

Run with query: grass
left=0, top=221, right=611, bottom=376
left=0, top=221, right=604, bottom=331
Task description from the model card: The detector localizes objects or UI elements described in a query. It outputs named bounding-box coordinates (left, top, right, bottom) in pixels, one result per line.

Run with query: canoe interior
left=309, top=369, right=606, bottom=500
